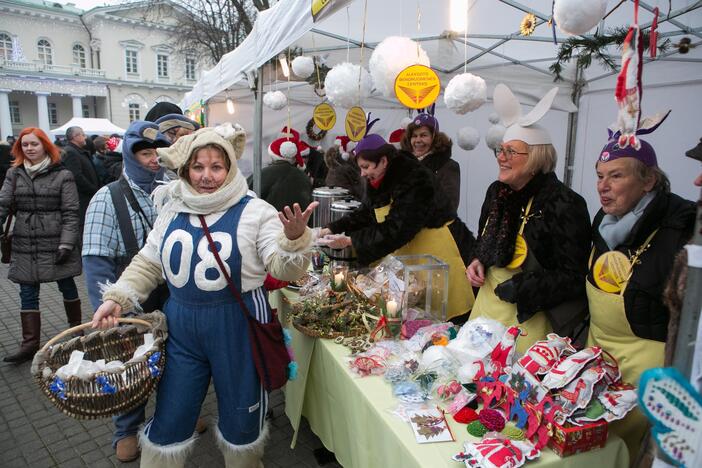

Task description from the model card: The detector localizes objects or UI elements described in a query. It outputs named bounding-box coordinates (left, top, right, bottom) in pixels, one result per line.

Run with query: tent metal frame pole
left=563, top=64, right=585, bottom=187
left=252, top=66, right=263, bottom=195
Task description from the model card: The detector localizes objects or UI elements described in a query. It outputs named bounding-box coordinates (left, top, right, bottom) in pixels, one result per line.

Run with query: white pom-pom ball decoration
left=488, top=112, right=500, bottom=124
left=324, top=62, right=372, bottom=108
left=444, top=73, right=487, bottom=114
left=263, top=91, right=287, bottom=110
left=457, top=127, right=480, bottom=151
left=291, top=56, right=315, bottom=78
left=280, top=141, right=298, bottom=159
left=486, top=124, right=506, bottom=150
left=554, top=0, right=607, bottom=36
left=369, top=36, right=430, bottom=98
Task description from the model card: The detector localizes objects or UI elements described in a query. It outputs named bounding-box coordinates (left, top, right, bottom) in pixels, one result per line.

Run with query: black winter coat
left=0, top=142, right=12, bottom=188
left=248, top=160, right=312, bottom=212
left=0, top=164, right=82, bottom=283
left=476, top=172, right=591, bottom=320
left=61, top=142, right=99, bottom=222
left=304, top=148, right=329, bottom=189
left=327, top=151, right=456, bottom=266
left=420, top=147, right=460, bottom=213
left=590, top=191, right=695, bottom=341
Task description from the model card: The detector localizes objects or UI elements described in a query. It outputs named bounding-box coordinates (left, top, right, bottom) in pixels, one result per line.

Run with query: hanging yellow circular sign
left=506, top=234, right=528, bottom=270
left=313, top=102, right=336, bottom=131
left=345, top=106, right=367, bottom=142
left=593, top=251, right=632, bottom=293
left=394, top=64, right=441, bottom=109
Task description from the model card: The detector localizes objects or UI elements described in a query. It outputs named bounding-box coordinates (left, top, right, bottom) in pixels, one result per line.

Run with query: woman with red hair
left=0, top=128, right=83, bottom=363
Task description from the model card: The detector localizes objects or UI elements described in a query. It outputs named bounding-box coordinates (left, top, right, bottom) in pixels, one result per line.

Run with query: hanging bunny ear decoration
left=494, top=83, right=559, bottom=145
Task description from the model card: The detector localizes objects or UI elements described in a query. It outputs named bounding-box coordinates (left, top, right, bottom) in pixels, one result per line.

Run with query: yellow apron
left=470, top=266, right=551, bottom=355
left=586, top=281, right=663, bottom=463
left=374, top=204, right=474, bottom=320
left=469, top=197, right=550, bottom=354
left=585, top=231, right=664, bottom=463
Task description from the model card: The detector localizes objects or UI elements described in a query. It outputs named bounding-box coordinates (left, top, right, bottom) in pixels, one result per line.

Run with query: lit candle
left=334, top=272, right=345, bottom=285
left=386, top=300, right=399, bottom=318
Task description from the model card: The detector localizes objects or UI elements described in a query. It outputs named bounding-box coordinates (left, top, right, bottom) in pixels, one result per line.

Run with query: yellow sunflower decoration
left=520, top=13, right=537, bottom=36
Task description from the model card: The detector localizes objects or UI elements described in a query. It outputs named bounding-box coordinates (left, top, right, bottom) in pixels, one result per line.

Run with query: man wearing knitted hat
left=155, top=113, right=201, bottom=144
left=82, top=121, right=174, bottom=462
left=91, top=123, right=316, bottom=468
left=586, top=111, right=695, bottom=460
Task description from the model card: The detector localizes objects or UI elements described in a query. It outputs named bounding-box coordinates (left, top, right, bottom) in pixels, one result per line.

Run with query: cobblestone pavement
left=0, top=265, right=341, bottom=467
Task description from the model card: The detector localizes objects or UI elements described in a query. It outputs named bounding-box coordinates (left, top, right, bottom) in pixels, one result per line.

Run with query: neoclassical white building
left=0, top=0, right=208, bottom=139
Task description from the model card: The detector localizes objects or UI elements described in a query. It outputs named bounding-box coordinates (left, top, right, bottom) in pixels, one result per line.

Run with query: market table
left=270, top=288, right=630, bottom=468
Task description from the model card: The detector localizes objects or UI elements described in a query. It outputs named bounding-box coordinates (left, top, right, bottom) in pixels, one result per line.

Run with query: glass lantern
left=395, top=255, right=449, bottom=322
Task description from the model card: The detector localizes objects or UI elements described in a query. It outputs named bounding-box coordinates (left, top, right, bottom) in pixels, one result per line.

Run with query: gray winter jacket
left=0, top=164, right=82, bottom=283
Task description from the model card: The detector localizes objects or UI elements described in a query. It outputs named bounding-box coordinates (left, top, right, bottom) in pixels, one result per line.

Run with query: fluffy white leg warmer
left=138, top=426, right=198, bottom=468
left=215, top=422, right=269, bottom=468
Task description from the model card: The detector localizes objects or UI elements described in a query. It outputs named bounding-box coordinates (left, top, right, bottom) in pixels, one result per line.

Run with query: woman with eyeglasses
left=466, top=85, right=591, bottom=353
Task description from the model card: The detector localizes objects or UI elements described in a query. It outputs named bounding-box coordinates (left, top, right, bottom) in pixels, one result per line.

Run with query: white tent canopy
left=184, top=0, right=702, bottom=230
left=50, top=118, right=125, bottom=137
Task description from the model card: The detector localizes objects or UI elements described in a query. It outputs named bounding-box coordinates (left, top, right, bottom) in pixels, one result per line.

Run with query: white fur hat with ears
left=494, top=84, right=558, bottom=145
left=157, top=123, right=246, bottom=175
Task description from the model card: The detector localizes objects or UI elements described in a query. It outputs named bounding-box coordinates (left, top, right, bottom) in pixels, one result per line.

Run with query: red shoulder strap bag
left=198, top=215, right=291, bottom=391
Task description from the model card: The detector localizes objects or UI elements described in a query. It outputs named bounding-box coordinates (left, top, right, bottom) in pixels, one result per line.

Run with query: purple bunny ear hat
left=412, top=103, right=439, bottom=132
left=598, top=110, right=671, bottom=167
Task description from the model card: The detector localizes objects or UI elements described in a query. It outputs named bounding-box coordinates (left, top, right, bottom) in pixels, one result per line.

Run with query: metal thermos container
left=325, top=199, right=362, bottom=260
left=312, top=186, right=351, bottom=229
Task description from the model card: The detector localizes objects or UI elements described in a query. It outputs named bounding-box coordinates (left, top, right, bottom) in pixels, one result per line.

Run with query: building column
left=0, top=89, right=12, bottom=141
left=71, top=94, right=85, bottom=118
left=36, top=92, right=51, bottom=135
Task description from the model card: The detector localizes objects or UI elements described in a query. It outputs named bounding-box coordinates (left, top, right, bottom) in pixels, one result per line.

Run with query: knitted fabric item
left=453, top=406, right=479, bottom=424
left=501, top=423, right=526, bottom=441
left=479, top=408, right=506, bottom=432
left=466, top=420, right=488, bottom=438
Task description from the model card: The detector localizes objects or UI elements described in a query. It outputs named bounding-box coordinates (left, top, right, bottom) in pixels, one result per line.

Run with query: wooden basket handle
left=40, top=318, right=153, bottom=352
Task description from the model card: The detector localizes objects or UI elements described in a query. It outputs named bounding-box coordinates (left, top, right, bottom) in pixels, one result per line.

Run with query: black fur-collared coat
left=590, top=190, right=695, bottom=341
left=475, top=172, right=591, bottom=321
left=327, top=151, right=456, bottom=266
left=420, top=147, right=461, bottom=213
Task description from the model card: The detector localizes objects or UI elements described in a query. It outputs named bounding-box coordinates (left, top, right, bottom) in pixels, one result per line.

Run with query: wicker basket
left=31, top=312, right=168, bottom=420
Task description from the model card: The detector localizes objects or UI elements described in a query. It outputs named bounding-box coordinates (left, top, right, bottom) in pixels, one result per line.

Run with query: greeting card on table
left=408, top=408, right=455, bottom=443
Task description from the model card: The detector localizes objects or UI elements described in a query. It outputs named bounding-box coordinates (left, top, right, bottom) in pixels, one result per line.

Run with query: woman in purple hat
left=319, top=131, right=474, bottom=320
left=400, top=111, right=460, bottom=212
left=586, top=112, right=695, bottom=460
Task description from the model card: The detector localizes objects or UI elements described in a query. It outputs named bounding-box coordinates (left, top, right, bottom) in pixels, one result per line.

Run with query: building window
left=72, top=44, right=86, bottom=68
left=9, top=101, right=20, bottom=124
left=37, top=39, right=53, bottom=65
left=157, top=54, right=169, bottom=79
left=0, top=33, right=12, bottom=61
left=125, top=49, right=138, bottom=74
left=185, top=57, right=196, bottom=81
left=48, top=102, right=58, bottom=125
left=128, top=103, right=140, bottom=122
left=82, top=104, right=90, bottom=118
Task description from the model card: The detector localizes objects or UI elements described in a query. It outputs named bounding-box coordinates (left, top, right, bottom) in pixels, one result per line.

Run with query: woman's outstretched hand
left=279, top=201, right=319, bottom=240
left=91, top=300, right=123, bottom=329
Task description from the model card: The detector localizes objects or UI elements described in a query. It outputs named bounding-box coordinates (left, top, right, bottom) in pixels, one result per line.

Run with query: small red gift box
left=548, top=420, right=608, bottom=457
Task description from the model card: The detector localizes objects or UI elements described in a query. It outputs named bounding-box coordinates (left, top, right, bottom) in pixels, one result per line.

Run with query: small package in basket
left=548, top=419, right=608, bottom=457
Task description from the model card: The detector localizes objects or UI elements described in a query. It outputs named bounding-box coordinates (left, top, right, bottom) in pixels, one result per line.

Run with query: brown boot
left=116, top=434, right=140, bottom=463
left=64, top=298, right=83, bottom=328
left=4, top=310, right=41, bottom=364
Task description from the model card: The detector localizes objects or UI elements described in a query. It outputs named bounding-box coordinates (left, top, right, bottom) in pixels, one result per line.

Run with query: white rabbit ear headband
left=493, top=84, right=558, bottom=145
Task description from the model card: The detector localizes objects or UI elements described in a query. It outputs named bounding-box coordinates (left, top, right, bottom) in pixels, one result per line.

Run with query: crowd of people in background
left=0, top=90, right=700, bottom=468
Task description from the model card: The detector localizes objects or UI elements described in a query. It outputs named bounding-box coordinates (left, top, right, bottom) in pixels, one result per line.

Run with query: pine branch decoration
left=550, top=27, right=671, bottom=81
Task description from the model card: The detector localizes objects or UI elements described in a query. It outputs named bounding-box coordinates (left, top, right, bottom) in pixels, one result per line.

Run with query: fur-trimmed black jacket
left=589, top=191, right=695, bottom=341
left=327, top=151, right=456, bottom=265
left=476, top=172, right=591, bottom=321
left=420, top=147, right=460, bottom=213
